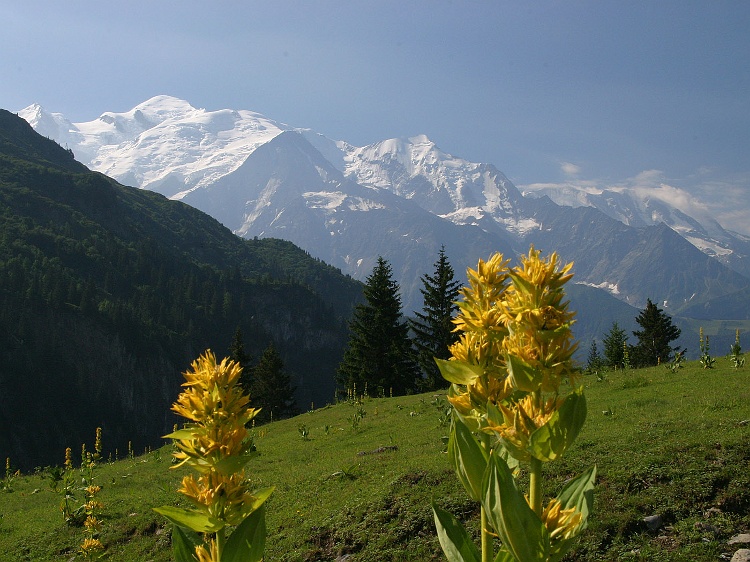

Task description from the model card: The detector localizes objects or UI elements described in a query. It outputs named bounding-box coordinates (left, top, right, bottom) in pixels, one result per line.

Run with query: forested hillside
left=0, top=110, right=363, bottom=470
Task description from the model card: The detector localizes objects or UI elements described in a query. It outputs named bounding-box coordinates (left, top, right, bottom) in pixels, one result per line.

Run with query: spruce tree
left=410, top=246, right=461, bottom=391
left=602, top=321, right=627, bottom=369
left=586, top=339, right=604, bottom=373
left=228, top=326, right=253, bottom=393
left=337, top=256, right=419, bottom=396
left=631, top=298, right=682, bottom=367
left=250, top=343, right=297, bottom=423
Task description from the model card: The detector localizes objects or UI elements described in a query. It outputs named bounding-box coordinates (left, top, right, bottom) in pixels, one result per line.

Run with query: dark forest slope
left=0, top=110, right=362, bottom=470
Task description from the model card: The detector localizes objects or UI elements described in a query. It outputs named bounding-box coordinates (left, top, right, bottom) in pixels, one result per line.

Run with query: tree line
left=335, top=247, right=688, bottom=398
left=587, top=298, right=683, bottom=372
left=336, top=247, right=461, bottom=397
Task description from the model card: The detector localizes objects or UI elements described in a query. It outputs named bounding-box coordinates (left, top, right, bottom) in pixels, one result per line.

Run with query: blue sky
left=2, top=1, right=749, bottom=234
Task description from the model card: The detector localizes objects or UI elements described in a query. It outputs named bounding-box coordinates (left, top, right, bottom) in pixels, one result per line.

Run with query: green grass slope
left=1, top=357, right=748, bottom=561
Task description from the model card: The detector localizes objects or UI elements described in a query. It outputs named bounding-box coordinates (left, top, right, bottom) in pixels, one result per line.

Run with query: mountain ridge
left=15, top=97, right=750, bottom=319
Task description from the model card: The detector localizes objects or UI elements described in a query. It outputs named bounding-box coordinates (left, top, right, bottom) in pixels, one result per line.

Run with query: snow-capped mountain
left=522, top=182, right=750, bottom=277
left=17, top=96, right=750, bottom=315
left=19, top=96, right=289, bottom=198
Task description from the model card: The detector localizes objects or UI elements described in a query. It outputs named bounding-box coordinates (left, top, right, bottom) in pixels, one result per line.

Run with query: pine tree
left=602, top=321, right=627, bottom=370
left=337, top=257, right=419, bottom=396
left=410, top=246, right=461, bottom=391
left=586, top=339, right=604, bottom=373
left=250, top=343, right=297, bottom=423
left=631, top=298, right=682, bottom=367
left=228, top=326, right=253, bottom=393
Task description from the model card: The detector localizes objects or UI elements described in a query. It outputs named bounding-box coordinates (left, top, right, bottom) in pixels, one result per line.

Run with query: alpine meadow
left=1, top=102, right=749, bottom=562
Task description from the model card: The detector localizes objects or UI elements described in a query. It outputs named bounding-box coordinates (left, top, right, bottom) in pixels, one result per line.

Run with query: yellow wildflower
left=486, top=394, right=562, bottom=460
left=194, top=538, right=220, bottom=562
left=79, top=537, right=104, bottom=554
left=541, top=498, right=583, bottom=542
left=178, top=471, right=258, bottom=525
left=84, top=515, right=102, bottom=532
left=171, top=351, right=259, bottom=470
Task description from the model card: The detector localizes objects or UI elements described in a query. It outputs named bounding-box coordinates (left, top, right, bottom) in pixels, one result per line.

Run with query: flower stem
left=216, top=527, right=226, bottom=560
left=480, top=432, right=493, bottom=562
left=529, top=456, right=543, bottom=517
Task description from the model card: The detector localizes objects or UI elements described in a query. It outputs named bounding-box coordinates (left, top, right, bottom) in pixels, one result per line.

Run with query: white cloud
left=520, top=169, right=750, bottom=237
left=560, top=161, right=581, bottom=176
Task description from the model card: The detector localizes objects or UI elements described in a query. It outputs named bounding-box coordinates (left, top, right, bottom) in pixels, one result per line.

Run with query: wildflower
left=84, top=500, right=105, bottom=512
left=79, top=537, right=104, bottom=555
left=434, top=247, right=594, bottom=562
left=487, top=394, right=562, bottom=459
left=194, top=538, right=219, bottom=562
left=64, top=447, right=73, bottom=470
left=541, top=497, right=583, bottom=542
left=94, top=427, right=102, bottom=461
left=84, top=515, right=102, bottom=532
left=170, top=352, right=258, bottom=472
left=156, top=350, right=272, bottom=559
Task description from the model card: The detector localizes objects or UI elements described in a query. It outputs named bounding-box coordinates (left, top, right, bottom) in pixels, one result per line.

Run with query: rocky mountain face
left=18, top=97, right=750, bottom=320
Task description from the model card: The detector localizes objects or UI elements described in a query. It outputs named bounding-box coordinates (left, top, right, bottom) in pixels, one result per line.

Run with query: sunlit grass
left=0, top=356, right=748, bottom=561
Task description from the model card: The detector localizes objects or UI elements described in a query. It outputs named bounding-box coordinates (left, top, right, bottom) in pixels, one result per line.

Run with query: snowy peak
left=341, top=135, right=526, bottom=229
left=17, top=96, right=750, bottom=281
left=20, top=96, right=290, bottom=198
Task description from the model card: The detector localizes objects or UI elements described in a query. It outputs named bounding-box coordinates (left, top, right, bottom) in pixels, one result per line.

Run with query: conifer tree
left=228, top=326, right=253, bottom=393
left=586, top=339, right=604, bottom=373
left=410, top=246, right=461, bottom=391
left=602, top=321, right=627, bottom=369
left=631, top=298, right=682, bottom=367
left=250, top=343, right=297, bottom=423
left=337, top=257, right=419, bottom=396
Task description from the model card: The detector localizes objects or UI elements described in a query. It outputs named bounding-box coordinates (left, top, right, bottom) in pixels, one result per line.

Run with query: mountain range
left=0, top=109, right=362, bottom=470
left=19, top=96, right=750, bottom=319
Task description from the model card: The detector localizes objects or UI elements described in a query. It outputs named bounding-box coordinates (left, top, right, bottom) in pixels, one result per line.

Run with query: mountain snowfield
left=18, top=96, right=750, bottom=316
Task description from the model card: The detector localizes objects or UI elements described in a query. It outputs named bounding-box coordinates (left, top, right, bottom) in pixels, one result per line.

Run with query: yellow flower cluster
left=169, top=350, right=261, bottom=528
left=195, top=538, right=219, bottom=562
left=447, top=253, right=514, bottom=418
left=79, top=537, right=104, bottom=556
left=172, top=351, right=258, bottom=469
left=541, top=498, right=583, bottom=542
left=178, top=471, right=259, bottom=527
left=500, top=247, right=577, bottom=393
left=446, top=247, right=577, bottom=431
left=487, top=394, right=562, bottom=461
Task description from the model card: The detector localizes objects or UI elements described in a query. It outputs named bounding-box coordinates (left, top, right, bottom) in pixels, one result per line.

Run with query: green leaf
left=153, top=506, right=224, bottom=533
left=482, top=449, right=549, bottom=561
left=172, top=525, right=200, bottom=562
left=528, top=390, right=587, bottom=462
left=449, top=418, right=488, bottom=501
left=506, top=354, right=542, bottom=392
left=493, top=548, right=517, bottom=562
left=508, top=270, right=536, bottom=298
left=547, top=466, right=597, bottom=562
left=223, top=505, right=267, bottom=562
left=556, top=465, right=596, bottom=531
left=494, top=443, right=521, bottom=476
left=214, top=451, right=258, bottom=475
left=163, top=428, right=199, bottom=440
left=486, top=400, right=505, bottom=427
left=432, top=502, right=482, bottom=562
left=436, top=358, right=483, bottom=385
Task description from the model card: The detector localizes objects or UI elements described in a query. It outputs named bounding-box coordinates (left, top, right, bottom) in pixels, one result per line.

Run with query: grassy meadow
left=1, top=356, right=748, bottom=561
